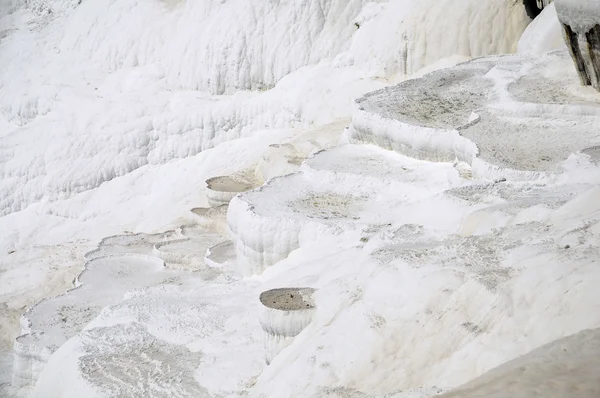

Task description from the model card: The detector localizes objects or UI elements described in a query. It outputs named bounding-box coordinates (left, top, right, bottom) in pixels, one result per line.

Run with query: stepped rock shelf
left=10, top=48, right=600, bottom=398
left=348, top=50, right=600, bottom=178
left=259, top=288, right=316, bottom=364
left=230, top=49, right=600, bottom=278
left=205, top=174, right=257, bottom=208
left=228, top=144, right=458, bottom=276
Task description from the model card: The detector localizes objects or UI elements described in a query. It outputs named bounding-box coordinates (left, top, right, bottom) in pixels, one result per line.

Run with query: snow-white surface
left=28, top=137, right=600, bottom=397
left=0, top=127, right=296, bottom=395
left=518, top=3, right=566, bottom=54
left=2, top=0, right=600, bottom=397
left=229, top=144, right=461, bottom=276
left=338, top=0, right=529, bottom=80
left=255, top=120, right=347, bottom=182
left=555, top=0, right=600, bottom=32
left=0, top=0, right=531, bottom=220
left=27, top=167, right=600, bottom=397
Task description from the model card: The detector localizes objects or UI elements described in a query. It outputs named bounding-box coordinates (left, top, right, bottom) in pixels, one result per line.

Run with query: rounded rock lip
left=206, top=176, right=254, bottom=193
left=259, top=287, right=316, bottom=311
left=582, top=146, right=600, bottom=164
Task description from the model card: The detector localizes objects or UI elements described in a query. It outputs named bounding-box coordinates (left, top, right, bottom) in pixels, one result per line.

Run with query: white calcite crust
left=259, top=288, right=316, bottom=364
left=205, top=175, right=256, bottom=208
left=3, top=1, right=600, bottom=397
left=0, top=0, right=531, bottom=218
left=555, top=0, right=600, bottom=32
left=518, top=4, right=566, bottom=54
left=9, top=228, right=219, bottom=390
left=228, top=144, right=459, bottom=276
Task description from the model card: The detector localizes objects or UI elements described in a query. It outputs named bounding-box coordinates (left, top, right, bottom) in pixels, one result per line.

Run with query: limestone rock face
left=556, top=0, right=600, bottom=91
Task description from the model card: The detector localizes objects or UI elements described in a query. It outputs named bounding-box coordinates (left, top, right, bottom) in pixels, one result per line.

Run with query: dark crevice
left=523, top=0, right=545, bottom=20
left=585, top=24, right=600, bottom=89
left=563, top=23, right=592, bottom=86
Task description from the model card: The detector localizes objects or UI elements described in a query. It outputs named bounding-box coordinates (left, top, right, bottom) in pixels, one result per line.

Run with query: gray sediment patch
left=206, top=176, right=254, bottom=193
left=259, top=287, right=317, bottom=364
left=582, top=146, right=600, bottom=164
left=205, top=241, right=235, bottom=268
left=260, top=288, right=315, bottom=311
left=459, top=108, right=600, bottom=172
left=356, top=59, right=500, bottom=130
left=205, top=176, right=256, bottom=207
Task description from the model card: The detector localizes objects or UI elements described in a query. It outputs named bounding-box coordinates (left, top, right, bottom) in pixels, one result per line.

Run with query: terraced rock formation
left=349, top=51, right=600, bottom=177
left=259, top=287, right=316, bottom=364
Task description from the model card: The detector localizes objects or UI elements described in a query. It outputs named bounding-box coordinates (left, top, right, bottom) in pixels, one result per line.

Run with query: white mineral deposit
left=1, top=1, right=599, bottom=397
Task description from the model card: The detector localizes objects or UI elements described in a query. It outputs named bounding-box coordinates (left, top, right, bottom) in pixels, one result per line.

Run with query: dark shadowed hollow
left=523, top=0, right=546, bottom=19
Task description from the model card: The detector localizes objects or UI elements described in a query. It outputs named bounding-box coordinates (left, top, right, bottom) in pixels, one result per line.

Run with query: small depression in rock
left=206, top=176, right=254, bottom=192
left=191, top=205, right=228, bottom=219
left=523, top=0, right=547, bottom=20
left=582, top=146, right=600, bottom=164
left=260, top=288, right=316, bottom=311
left=206, top=241, right=235, bottom=266
left=357, top=62, right=496, bottom=130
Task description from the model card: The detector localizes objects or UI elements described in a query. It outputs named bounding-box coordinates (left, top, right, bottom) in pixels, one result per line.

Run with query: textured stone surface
left=259, top=288, right=316, bottom=364
left=557, top=0, right=600, bottom=91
